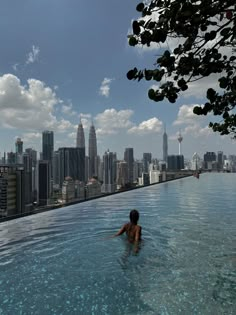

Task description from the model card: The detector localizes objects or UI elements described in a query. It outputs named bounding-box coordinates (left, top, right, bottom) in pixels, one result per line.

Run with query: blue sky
left=0, top=0, right=235, bottom=160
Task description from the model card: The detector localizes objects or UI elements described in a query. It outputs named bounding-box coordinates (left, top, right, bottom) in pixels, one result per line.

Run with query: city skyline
left=0, top=1, right=235, bottom=158
left=0, top=125, right=235, bottom=162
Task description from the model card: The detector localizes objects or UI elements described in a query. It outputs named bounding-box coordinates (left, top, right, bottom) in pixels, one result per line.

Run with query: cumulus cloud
left=99, top=78, right=113, bottom=98
left=61, top=103, right=77, bottom=116
left=73, top=115, right=90, bottom=131
left=21, top=132, right=41, bottom=145
left=128, top=117, right=162, bottom=135
left=0, top=74, right=72, bottom=133
left=95, top=108, right=133, bottom=135
left=173, top=104, right=203, bottom=126
left=171, top=104, right=213, bottom=139
left=26, top=45, right=40, bottom=64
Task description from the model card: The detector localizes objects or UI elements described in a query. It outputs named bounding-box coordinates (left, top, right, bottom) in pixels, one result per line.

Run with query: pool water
left=0, top=173, right=235, bottom=314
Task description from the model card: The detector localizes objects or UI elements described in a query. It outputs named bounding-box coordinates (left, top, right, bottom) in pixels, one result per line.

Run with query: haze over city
left=0, top=0, right=235, bottom=159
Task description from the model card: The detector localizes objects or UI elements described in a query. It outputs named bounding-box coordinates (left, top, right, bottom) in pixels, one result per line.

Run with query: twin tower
left=76, top=121, right=97, bottom=179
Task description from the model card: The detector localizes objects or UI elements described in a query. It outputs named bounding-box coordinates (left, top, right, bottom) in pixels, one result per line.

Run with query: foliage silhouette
left=127, top=0, right=236, bottom=136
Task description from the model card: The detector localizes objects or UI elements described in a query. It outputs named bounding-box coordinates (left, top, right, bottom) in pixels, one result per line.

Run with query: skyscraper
left=25, top=148, right=37, bottom=202
left=58, top=147, right=84, bottom=187
left=102, top=150, right=116, bottom=193
left=37, top=160, right=51, bottom=206
left=0, top=165, right=25, bottom=217
left=7, top=152, right=16, bottom=164
left=42, top=131, right=54, bottom=162
left=76, top=120, right=85, bottom=148
left=23, top=152, right=33, bottom=210
left=124, top=148, right=134, bottom=184
left=76, top=121, right=86, bottom=182
left=88, top=122, right=97, bottom=178
left=143, top=153, right=152, bottom=173
left=217, top=151, right=224, bottom=170
left=167, top=155, right=184, bottom=170
left=42, top=131, right=54, bottom=180
left=15, top=138, right=23, bottom=154
left=116, top=161, right=128, bottom=188
left=15, top=138, right=23, bottom=163
left=163, top=126, right=168, bottom=162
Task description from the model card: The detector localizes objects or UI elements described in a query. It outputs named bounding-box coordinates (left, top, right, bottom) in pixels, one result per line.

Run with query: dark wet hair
left=129, top=209, right=139, bottom=224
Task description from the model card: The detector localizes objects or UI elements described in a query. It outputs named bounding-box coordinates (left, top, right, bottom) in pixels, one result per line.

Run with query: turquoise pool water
left=0, top=173, right=235, bottom=314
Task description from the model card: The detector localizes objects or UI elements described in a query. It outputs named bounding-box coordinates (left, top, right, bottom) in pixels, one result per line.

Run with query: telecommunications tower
left=177, top=131, right=183, bottom=155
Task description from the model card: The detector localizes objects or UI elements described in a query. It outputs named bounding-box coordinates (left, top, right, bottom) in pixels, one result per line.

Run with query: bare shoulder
left=124, top=222, right=130, bottom=229
left=137, top=225, right=142, bottom=231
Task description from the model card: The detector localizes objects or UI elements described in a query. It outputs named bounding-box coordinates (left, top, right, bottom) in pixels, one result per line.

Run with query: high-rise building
left=37, top=160, right=51, bottom=206
left=58, top=147, right=84, bottom=187
left=86, top=178, right=101, bottom=199
left=217, top=151, right=224, bottom=170
left=149, top=167, right=161, bottom=184
left=143, top=153, right=152, bottom=173
left=124, top=148, right=134, bottom=184
left=133, top=160, right=143, bottom=181
left=88, top=123, right=97, bottom=178
left=0, top=169, right=17, bottom=217
left=116, top=161, right=128, bottom=188
left=15, top=137, right=23, bottom=154
left=167, top=155, right=184, bottom=170
left=42, top=131, right=54, bottom=180
left=191, top=152, right=201, bottom=170
left=15, top=138, right=23, bottom=163
left=53, top=151, right=60, bottom=186
left=23, top=153, right=33, bottom=211
left=42, top=131, right=54, bottom=162
left=25, top=148, right=37, bottom=166
left=204, top=152, right=216, bottom=170
left=25, top=148, right=37, bottom=202
left=85, top=156, right=89, bottom=182
left=76, top=121, right=86, bottom=182
left=76, top=120, right=85, bottom=148
left=0, top=165, right=25, bottom=217
left=7, top=152, right=16, bottom=164
left=163, top=126, right=168, bottom=162
left=62, top=177, right=75, bottom=202
left=102, top=150, right=116, bottom=193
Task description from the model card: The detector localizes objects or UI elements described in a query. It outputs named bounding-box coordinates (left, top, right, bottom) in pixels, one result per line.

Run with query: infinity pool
left=0, top=173, right=235, bottom=314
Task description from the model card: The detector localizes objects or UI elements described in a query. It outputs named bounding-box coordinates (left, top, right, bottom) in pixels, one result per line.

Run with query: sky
left=0, top=0, right=235, bottom=160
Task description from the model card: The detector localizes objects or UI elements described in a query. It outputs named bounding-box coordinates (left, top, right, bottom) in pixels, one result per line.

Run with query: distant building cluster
left=1, top=124, right=235, bottom=218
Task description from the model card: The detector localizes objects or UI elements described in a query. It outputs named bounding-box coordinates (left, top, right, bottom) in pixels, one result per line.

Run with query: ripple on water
left=0, top=174, right=235, bottom=314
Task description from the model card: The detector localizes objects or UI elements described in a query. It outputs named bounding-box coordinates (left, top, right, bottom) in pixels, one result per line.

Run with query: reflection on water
left=0, top=173, right=235, bottom=314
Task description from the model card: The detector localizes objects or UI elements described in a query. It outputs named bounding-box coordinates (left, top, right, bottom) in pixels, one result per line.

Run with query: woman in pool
left=114, top=209, right=142, bottom=243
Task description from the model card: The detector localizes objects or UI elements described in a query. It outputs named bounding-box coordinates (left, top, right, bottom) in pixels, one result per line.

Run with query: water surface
left=0, top=173, right=235, bottom=314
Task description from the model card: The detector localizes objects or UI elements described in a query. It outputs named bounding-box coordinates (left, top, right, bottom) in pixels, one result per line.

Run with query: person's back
left=124, top=222, right=141, bottom=242
left=114, top=209, right=142, bottom=243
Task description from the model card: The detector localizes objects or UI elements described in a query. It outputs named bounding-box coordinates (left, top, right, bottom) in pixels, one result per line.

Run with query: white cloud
left=68, top=132, right=76, bottom=139
left=99, top=77, right=113, bottom=98
left=80, top=113, right=91, bottom=119
left=22, top=132, right=41, bottom=144
left=0, top=74, right=73, bottom=133
left=57, top=119, right=73, bottom=132
left=128, top=117, right=162, bottom=135
left=26, top=45, right=40, bottom=64
left=171, top=104, right=214, bottom=139
left=61, top=103, right=77, bottom=116
left=12, top=63, right=19, bottom=72
left=95, top=108, right=133, bottom=135
left=173, top=104, right=203, bottom=126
